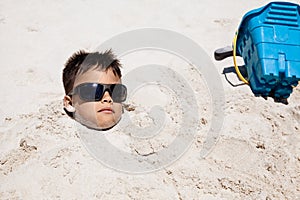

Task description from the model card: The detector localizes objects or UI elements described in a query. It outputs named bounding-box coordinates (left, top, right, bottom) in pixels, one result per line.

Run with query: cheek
left=74, top=102, right=98, bottom=121
left=113, top=103, right=123, bottom=119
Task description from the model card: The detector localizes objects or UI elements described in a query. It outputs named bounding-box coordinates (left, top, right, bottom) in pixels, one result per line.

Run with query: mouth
left=98, top=107, right=115, bottom=114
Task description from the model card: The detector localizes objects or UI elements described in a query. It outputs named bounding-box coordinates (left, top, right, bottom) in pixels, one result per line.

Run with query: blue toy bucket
left=234, top=1, right=300, bottom=100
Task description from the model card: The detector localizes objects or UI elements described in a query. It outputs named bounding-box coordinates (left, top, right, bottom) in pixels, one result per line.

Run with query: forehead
left=73, top=68, right=121, bottom=88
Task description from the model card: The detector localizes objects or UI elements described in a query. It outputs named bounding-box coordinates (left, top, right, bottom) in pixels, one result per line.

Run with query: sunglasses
left=69, top=83, right=127, bottom=103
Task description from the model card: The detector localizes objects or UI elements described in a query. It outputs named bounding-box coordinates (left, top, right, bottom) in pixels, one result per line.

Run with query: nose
left=100, top=91, right=113, bottom=104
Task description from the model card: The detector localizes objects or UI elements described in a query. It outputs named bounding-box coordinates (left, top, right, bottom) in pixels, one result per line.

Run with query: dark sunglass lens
left=111, top=84, right=127, bottom=102
left=79, top=83, right=104, bottom=101
left=94, top=84, right=105, bottom=101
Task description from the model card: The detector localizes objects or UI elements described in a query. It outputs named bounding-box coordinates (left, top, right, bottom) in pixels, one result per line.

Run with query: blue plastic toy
left=215, top=1, right=300, bottom=104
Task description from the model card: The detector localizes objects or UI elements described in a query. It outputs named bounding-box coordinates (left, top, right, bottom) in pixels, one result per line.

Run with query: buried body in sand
left=0, top=51, right=299, bottom=199
left=1, top=53, right=299, bottom=199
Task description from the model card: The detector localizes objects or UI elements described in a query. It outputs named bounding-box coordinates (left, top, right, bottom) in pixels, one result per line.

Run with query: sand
left=0, top=0, right=300, bottom=199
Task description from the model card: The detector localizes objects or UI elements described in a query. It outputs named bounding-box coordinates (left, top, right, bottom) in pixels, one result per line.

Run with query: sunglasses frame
left=69, top=82, right=127, bottom=103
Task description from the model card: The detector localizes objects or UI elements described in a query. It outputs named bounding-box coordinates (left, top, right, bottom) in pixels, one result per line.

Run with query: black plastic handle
left=214, top=46, right=234, bottom=61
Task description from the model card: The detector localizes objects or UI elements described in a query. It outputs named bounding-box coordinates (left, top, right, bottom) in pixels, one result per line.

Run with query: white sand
left=1, top=0, right=300, bottom=199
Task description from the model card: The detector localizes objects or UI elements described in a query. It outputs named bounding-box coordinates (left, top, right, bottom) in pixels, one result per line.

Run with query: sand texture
left=0, top=0, right=300, bottom=199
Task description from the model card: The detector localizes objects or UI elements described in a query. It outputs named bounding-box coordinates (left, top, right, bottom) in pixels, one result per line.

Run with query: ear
left=63, top=95, right=75, bottom=113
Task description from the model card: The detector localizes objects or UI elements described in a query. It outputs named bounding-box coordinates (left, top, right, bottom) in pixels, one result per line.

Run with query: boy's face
left=66, top=68, right=123, bottom=130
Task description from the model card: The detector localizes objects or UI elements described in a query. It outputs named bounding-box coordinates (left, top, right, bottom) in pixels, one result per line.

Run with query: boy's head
left=62, top=50, right=127, bottom=130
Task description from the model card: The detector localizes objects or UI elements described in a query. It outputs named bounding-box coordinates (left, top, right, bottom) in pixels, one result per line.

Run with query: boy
left=62, top=50, right=127, bottom=130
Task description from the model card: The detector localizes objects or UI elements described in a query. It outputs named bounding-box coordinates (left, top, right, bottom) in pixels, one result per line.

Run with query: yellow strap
left=233, top=31, right=249, bottom=84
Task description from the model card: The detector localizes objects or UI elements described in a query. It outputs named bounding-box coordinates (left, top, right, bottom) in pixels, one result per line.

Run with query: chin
left=97, top=118, right=120, bottom=130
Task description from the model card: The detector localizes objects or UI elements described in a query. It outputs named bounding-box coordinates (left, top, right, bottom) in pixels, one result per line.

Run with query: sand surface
left=0, top=0, right=300, bottom=199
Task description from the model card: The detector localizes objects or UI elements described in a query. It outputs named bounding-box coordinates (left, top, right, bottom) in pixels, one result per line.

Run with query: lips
left=98, top=107, right=114, bottom=113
